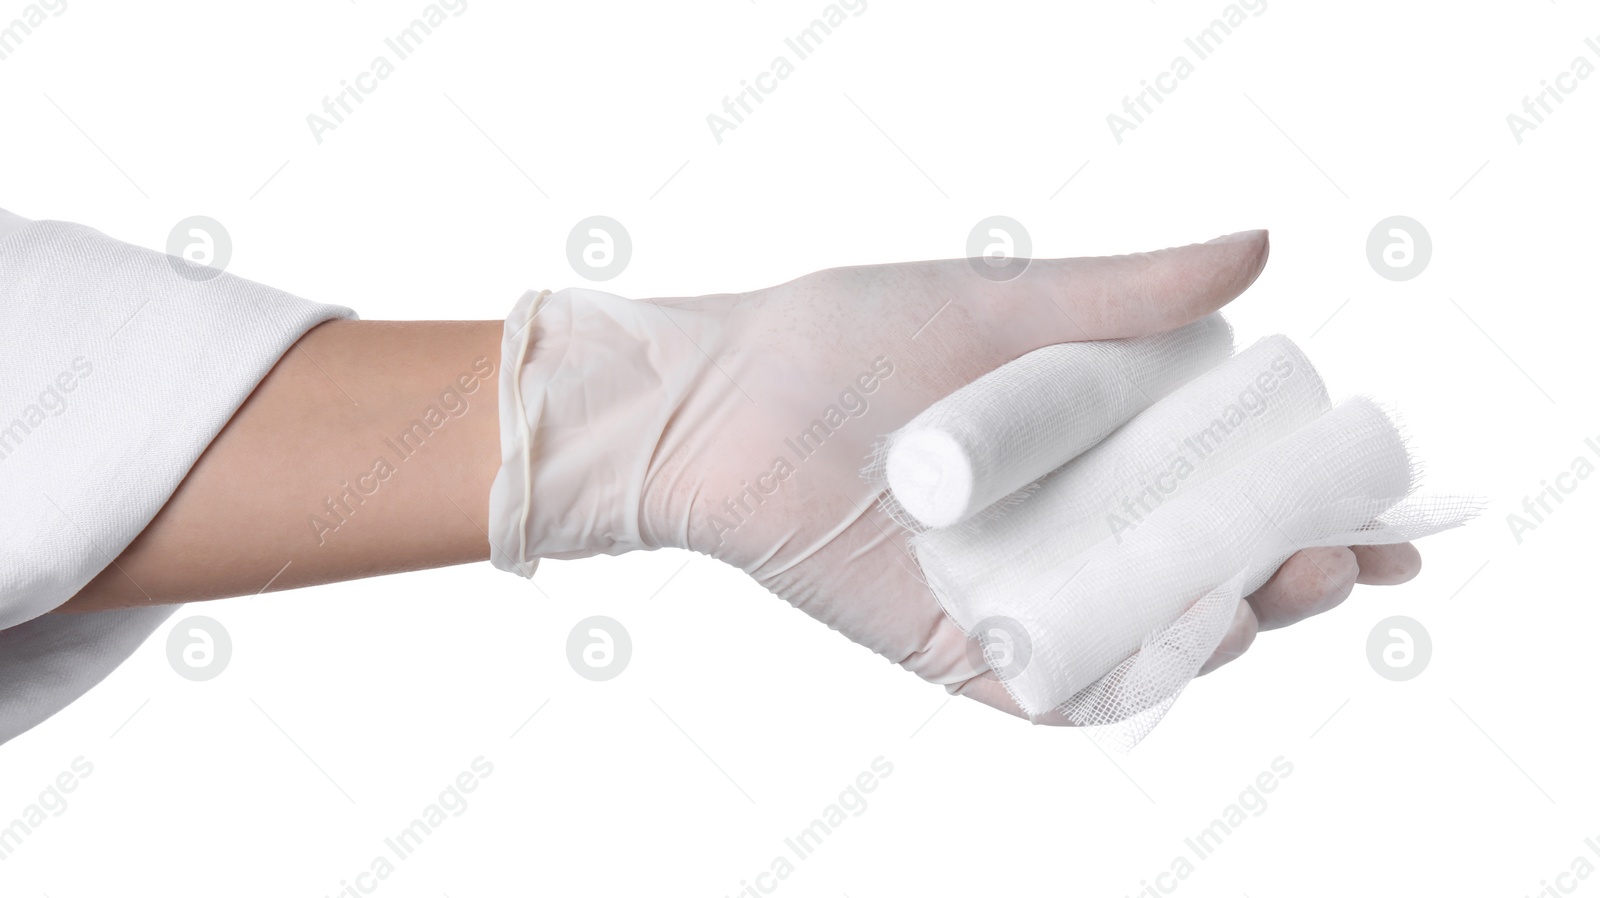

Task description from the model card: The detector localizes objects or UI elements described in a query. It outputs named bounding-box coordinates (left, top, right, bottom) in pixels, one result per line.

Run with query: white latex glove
left=488, top=230, right=1422, bottom=723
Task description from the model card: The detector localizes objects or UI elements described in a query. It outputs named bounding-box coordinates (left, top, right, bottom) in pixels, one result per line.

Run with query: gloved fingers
left=753, top=495, right=1084, bottom=726
left=963, top=542, right=1404, bottom=715
left=1352, top=542, right=1423, bottom=585
left=1201, top=544, right=1421, bottom=673
left=953, top=229, right=1270, bottom=350
left=1197, top=599, right=1260, bottom=675
left=1245, top=546, right=1362, bottom=632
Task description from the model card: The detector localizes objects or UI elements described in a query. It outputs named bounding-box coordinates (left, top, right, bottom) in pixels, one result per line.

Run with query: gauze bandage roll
left=881, top=314, right=1233, bottom=528
left=993, top=396, right=1435, bottom=719
left=877, top=325, right=1480, bottom=744
left=915, top=334, right=1331, bottom=633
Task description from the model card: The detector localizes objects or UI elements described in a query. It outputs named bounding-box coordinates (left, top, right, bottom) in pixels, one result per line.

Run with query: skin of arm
left=56, top=319, right=503, bottom=612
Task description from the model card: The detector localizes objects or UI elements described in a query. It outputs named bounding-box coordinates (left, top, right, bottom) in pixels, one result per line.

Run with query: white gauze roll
left=915, top=334, right=1331, bottom=632
left=1060, top=483, right=1479, bottom=745
left=993, top=396, right=1434, bottom=718
left=881, top=314, right=1233, bottom=528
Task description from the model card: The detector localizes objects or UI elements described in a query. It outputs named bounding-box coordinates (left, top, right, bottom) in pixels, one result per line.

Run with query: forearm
left=55, top=319, right=504, bottom=613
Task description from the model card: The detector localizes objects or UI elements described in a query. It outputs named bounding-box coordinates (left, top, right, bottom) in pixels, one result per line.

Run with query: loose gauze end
left=881, top=314, right=1233, bottom=529
left=876, top=328, right=1480, bottom=744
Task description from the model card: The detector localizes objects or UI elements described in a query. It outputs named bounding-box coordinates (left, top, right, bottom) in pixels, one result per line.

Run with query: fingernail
left=1204, top=228, right=1266, bottom=245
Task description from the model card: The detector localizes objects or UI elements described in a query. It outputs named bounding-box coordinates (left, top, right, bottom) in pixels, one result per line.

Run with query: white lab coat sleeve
left=0, top=208, right=356, bottom=745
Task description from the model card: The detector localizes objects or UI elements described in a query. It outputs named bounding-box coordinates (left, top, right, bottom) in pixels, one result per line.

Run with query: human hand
left=488, top=229, right=1422, bottom=724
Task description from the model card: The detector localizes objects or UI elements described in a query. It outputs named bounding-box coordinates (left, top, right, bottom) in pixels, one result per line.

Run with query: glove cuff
left=487, top=287, right=699, bottom=576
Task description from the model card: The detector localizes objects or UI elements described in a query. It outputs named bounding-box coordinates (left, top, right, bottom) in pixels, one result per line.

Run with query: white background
left=2, top=1, right=1597, bottom=895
